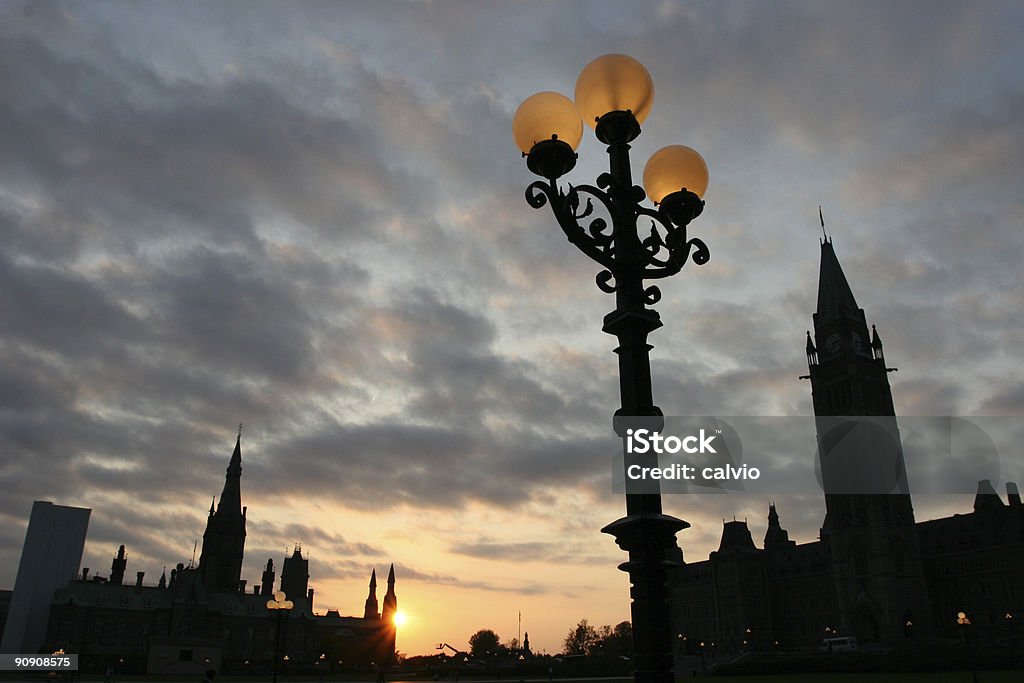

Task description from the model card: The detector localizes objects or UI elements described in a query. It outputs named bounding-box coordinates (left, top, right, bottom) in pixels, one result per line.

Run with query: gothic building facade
left=671, top=239, right=1024, bottom=657
left=40, top=435, right=398, bottom=674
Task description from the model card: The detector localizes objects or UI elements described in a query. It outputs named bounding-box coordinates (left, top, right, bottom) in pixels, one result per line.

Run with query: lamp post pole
left=514, top=55, right=711, bottom=683
left=268, top=591, right=294, bottom=683
left=957, top=611, right=980, bottom=683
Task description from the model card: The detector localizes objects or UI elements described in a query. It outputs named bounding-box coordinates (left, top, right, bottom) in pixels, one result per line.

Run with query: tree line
left=467, top=619, right=632, bottom=658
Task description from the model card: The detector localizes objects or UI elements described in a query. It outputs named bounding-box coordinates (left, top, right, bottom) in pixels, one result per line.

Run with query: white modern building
left=0, top=501, right=90, bottom=654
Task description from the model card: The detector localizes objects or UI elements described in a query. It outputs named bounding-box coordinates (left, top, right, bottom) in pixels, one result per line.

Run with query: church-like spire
left=815, top=239, right=863, bottom=327
left=216, top=433, right=243, bottom=520
left=198, top=431, right=248, bottom=593
left=382, top=563, right=398, bottom=623
left=364, top=568, right=379, bottom=619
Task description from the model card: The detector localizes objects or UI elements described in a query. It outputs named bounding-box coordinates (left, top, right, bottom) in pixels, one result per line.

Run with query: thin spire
left=819, top=205, right=828, bottom=241
left=816, top=240, right=862, bottom=325
left=216, top=429, right=244, bottom=521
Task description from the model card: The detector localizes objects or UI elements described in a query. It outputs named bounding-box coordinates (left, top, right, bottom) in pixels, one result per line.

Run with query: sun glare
left=392, top=611, right=407, bottom=627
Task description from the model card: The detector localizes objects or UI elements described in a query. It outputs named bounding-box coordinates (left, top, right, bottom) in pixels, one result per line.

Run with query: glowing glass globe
left=575, top=54, right=654, bottom=128
left=512, top=91, right=583, bottom=154
left=642, top=144, right=709, bottom=204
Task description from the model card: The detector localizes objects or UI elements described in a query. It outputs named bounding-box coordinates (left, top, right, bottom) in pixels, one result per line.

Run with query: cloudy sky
left=1, top=0, right=1022, bottom=657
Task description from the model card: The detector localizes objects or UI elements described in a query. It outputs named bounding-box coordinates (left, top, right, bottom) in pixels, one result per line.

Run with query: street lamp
left=514, top=53, right=711, bottom=683
left=268, top=590, right=294, bottom=683
left=956, top=611, right=980, bottom=683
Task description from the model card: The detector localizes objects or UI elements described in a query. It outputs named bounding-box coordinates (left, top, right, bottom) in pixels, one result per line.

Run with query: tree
left=469, top=629, right=501, bottom=658
left=563, top=619, right=599, bottom=655
left=598, top=621, right=632, bottom=658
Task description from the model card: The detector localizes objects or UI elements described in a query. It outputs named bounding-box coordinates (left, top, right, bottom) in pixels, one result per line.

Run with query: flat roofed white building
left=0, top=501, right=90, bottom=654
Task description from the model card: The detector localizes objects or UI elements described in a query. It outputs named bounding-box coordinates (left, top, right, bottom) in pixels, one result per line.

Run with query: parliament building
left=671, top=239, right=1024, bottom=659
left=39, top=435, right=399, bottom=675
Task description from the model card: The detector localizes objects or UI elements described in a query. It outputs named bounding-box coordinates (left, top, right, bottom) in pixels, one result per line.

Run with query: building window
left=179, top=650, right=193, bottom=662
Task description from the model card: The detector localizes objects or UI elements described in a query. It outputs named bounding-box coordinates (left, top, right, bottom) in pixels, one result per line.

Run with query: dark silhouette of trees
left=563, top=619, right=632, bottom=657
left=563, top=619, right=599, bottom=655
left=599, top=621, right=633, bottom=657
left=469, top=629, right=501, bottom=658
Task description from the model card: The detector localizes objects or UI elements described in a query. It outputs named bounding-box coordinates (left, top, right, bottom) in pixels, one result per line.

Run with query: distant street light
left=267, top=590, right=294, bottom=683
left=514, top=53, right=710, bottom=683
left=956, top=611, right=980, bottom=683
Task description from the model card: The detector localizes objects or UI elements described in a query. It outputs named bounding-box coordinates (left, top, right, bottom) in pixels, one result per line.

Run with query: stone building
left=671, top=239, right=1024, bottom=659
left=39, top=434, right=398, bottom=674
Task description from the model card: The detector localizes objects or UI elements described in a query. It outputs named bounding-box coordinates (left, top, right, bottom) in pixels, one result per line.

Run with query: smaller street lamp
left=956, top=611, right=980, bottom=683
left=268, top=591, right=294, bottom=683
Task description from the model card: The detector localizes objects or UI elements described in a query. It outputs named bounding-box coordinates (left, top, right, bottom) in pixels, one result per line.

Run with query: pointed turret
left=218, top=435, right=243, bottom=521
left=158, top=566, right=167, bottom=589
left=364, top=568, right=379, bottom=619
left=382, top=563, right=398, bottom=624
left=764, top=503, right=795, bottom=551
left=806, top=330, right=818, bottom=366
left=871, top=324, right=884, bottom=360
left=198, top=431, right=248, bottom=593
left=815, top=238, right=863, bottom=327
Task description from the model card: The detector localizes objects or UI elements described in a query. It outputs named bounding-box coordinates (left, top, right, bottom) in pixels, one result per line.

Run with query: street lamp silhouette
left=514, top=53, right=710, bottom=683
left=956, top=611, right=980, bottom=683
left=267, top=590, right=294, bottom=683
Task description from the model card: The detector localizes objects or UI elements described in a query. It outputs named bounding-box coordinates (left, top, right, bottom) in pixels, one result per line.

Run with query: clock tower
left=805, top=237, right=932, bottom=642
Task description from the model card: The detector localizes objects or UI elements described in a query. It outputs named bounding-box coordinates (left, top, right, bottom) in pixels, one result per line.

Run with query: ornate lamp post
left=267, top=591, right=294, bottom=683
left=513, top=54, right=711, bottom=683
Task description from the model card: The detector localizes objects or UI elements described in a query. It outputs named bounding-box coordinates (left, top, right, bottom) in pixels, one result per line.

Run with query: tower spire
left=815, top=239, right=863, bottom=327
left=382, top=564, right=398, bottom=622
left=381, top=564, right=399, bottom=664
left=197, top=430, right=248, bottom=592
left=364, top=568, right=379, bottom=619
left=219, top=432, right=243, bottom=517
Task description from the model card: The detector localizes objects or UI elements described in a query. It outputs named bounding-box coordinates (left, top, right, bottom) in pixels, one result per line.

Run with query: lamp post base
left=603, top=512, right=688, bottom=683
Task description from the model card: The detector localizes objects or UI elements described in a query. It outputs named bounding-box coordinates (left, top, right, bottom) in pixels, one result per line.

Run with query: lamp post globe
left=513, top=91, right=583, bottom=180
left=514, top=54, right=710, bottom=683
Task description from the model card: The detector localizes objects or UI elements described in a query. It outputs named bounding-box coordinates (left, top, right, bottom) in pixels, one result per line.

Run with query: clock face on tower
left=824, top=333, right=842, bottom=354
left=852, top=331, right=868, bottom=355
